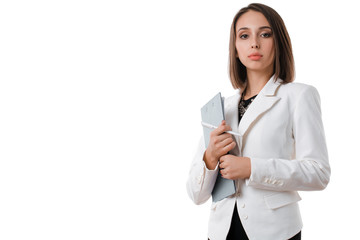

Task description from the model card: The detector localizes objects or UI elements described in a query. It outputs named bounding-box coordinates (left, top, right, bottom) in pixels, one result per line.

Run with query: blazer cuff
left=246, top=157, right=285, bottom=189
left=200, top=159, right=219, bottom=186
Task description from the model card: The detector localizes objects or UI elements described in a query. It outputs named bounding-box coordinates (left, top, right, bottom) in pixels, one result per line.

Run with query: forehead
left=235, top=10, right=270, bottom=30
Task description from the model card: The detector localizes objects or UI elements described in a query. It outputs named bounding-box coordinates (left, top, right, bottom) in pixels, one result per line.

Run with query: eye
left=260, top=32, right=272, bottom=38
left=239, top=34, right=249, bottom=39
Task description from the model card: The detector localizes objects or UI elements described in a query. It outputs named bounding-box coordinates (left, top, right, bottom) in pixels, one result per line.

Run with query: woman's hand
left=219, top=155, right=251, bottom=180
left=203, top=121, right=236, bottom=170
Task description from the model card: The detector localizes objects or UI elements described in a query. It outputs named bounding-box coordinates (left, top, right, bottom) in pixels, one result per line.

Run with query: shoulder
left=277, top=81, right=322, bottom=114
left=278, top=81, right=320, bottom=100
left=279, top=81, right=317, bottom=93
left=223, top=90, right=241, bottom=109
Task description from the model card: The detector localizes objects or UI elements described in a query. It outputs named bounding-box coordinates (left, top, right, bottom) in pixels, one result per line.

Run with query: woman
left=186, top=3, right=330, bottom=240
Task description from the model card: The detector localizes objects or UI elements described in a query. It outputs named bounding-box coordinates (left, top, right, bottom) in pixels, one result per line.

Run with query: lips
left=248, top=53, right=263, bottom=60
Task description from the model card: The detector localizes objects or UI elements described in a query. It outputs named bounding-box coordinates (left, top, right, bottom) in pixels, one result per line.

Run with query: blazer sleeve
left=246, top=85, right=331, bottom=191
left=186, top=136, right=219, bottom=205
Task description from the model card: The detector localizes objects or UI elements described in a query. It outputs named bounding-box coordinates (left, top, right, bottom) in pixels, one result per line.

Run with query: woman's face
left=235, top=10, right=275, bottom=75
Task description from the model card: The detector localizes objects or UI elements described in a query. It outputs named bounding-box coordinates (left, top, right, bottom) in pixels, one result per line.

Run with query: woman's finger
left=224, top=141, right=236, bottom=152
left=221, top=137, right=234, bottom=147
left=212, top=122, right=232, bottom=136
left=218, top=133, right=232, bottom=142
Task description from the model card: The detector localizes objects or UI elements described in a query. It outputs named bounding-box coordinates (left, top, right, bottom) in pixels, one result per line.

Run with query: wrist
left=244, top=157, right=251, bottom=178
left=203, top=151, right=218, bottom=170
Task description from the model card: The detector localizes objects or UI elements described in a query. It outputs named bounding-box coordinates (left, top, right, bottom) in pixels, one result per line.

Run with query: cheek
left=264, top=41, right=275, bottom=56
left=235, top=43, right=248, bottom=61
left=269, top=45, right=275, bottom=63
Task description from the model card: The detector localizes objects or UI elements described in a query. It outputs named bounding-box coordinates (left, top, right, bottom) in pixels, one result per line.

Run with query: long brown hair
left=229, top=3, right=294, bottom=89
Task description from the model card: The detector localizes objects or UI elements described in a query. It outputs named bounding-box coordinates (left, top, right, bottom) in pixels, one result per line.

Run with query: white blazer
left=186, top=76, right=330, bottom=240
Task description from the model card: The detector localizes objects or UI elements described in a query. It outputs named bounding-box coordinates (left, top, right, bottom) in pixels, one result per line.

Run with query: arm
left=186, top=137, right=219, bottom=205
left=246, top=85, right=330, bottom=191
left=186, top=121, right=236, bottom=204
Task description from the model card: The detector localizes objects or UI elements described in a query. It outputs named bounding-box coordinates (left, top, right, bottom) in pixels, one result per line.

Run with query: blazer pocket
left=264, top=191, right=302, bottom=210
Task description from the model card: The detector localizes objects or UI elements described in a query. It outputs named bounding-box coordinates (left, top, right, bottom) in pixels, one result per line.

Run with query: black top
left=238, top=94, right=257, bottom=123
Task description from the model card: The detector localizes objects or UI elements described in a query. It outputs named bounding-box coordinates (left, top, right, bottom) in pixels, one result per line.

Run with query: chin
left=244, top=62, right=272, bottom=72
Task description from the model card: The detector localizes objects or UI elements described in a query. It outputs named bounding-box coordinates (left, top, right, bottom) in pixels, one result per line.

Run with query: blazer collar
left=227, top=76, right=282, bottom=139
left=243, top=75, right=282, bottom=96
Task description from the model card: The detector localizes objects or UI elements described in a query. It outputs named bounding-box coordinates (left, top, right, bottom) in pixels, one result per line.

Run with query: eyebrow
left=237, top=26, right=272, bottom=33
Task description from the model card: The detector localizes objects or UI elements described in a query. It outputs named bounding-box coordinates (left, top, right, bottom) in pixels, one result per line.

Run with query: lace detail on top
left=238, top=94, right=257, bottom=123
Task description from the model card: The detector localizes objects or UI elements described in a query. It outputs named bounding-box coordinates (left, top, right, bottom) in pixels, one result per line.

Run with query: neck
left=244, top=69, right=273, bottom=97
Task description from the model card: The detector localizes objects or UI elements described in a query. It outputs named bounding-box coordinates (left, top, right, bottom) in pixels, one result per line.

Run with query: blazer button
left=263, top=178, right=270, bottom=184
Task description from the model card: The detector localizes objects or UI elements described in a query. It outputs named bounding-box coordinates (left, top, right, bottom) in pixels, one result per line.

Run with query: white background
left=0, top=0, right=358, bottom=239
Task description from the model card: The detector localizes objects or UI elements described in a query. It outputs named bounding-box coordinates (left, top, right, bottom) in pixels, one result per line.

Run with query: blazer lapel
left=238, top=77, right=282, bottom=137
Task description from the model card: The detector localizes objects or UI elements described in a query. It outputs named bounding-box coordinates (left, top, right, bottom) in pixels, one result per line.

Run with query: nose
left=251, top=42, right=260, bottom=49
left=251, top=37, right=260, bottom=49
